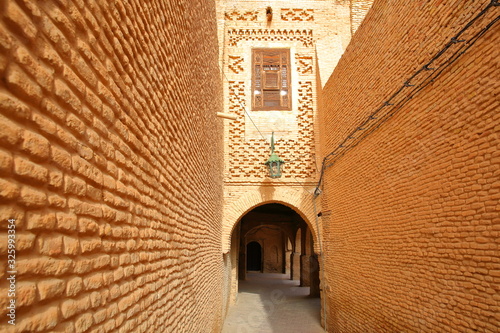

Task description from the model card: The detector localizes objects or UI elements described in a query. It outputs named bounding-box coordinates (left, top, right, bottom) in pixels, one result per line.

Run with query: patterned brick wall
left=0, top=1, right=224, bottom=332
left=320, top=0, right=499, bottom=331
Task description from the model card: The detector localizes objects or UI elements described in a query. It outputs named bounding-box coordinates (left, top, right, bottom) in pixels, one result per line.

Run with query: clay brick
left=16, top=231, right=36, bottom=251
left=62, top=64, right=86, bottom=98
left=15, top=305, right=59, bottom=332
left=48, top=169, right=64, bottom=190
left=5, top=63, right=42, bottom=105
left=80, top=237, right=102, bottom=253
left=16, top=281, right=37, bottom=307
left=17, top=257, right=72, bottom=276
left=73, top=49, right=98, bottom=88
left=68, top=198, right=102, bottom=218
left=0, top=178, right=20, bottom=201
left=83, top=272, right=103, bottom=290
left=4, top=0, right=37, bottom=41
left=26, top=212, right=56, bottom=230
left=62, top=235, right=79, bottom=255
left=75, top=313, right=94, bottom=333
left=13, top=45, right=54, bottom=91
left=78, top=217, right=99, bottom=234
left=0, top=54, right=6, bottom=78
left=55, top=78, right=82, bottom=114
left=38, top=278, right=66, bottom=301
left=52, top=322, right=76, bottom=333
left=40, top=15, right=71, bottom=56
left=32, top=112, right=57, bottom=137
left=93, top=308, right=107, bottom=324
left=64, top=175, right=87, bottom=197
left=55, top=212, right=77, bottom=231
left=37, top=234, right=64, bottom=256
left=14, top=156, right=49, bottom=184
left=89, top=290, right=103, bottom=308
left=21, top=129, right=50, bottom=160
left=48, top=193, right=67, bottom=208
left=0, top=93, right=31, bottom=123
left=72, top=155, right=103, bottom=185
left=0, top=24, right=14, bottom=51
left=0, top=205, right=25, bottom=227
left=19, top=185, right=47, bottom=208
left=66, top=276, right=84, bottom=297
left=51, top=145, right=72, bottom=170
left=41, top=98, right=66, bottom=122
left=86, top=184, right=102, bottom=201
left=61, top=295, right=91, bottom=319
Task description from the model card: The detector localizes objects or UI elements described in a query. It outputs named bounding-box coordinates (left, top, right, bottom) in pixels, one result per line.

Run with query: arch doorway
left=234, top=203, right=320, bottom=295
left=222, top=202, right=323, bottom=331
left=246, top=241, right=262, bottom=271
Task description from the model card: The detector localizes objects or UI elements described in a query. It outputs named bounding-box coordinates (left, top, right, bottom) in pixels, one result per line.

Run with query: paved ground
left=221, top=273, right=325, bottom=333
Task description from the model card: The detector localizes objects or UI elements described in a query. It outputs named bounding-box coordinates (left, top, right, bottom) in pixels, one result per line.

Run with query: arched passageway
left=223, top=203, right=323, bottom=332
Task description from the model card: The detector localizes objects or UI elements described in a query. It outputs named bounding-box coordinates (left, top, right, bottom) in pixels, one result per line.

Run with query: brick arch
left=222, top=186, right=320, bottom=253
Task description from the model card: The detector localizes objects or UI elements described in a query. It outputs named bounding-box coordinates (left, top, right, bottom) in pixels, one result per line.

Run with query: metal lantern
left=265, top=132, right=284, bottom=178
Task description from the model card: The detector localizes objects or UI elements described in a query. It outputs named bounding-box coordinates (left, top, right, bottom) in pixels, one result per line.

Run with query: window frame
left=251, top=48, right=291, bottom=111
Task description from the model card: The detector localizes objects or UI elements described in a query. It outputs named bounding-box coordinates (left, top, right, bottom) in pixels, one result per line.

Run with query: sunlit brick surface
left=319, top=1, right=499, bottom=331
left=0, top=1, right=224, bottom=332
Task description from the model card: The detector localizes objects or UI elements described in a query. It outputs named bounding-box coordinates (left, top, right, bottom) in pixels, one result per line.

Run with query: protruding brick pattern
left=0, top=1, right=224, bottom=332
left=224, top=10, right=258, bottom=21
left=227, top=81, right=316, bottom=180
left=227, top=29, right=314, bottom=47
left=228, top=55, right=244, bottom=74
left=296, top=54, right=314, bottom=75
left=281, top=9, right=314, bottom=22
left=320, top=0, right=499, bottom=332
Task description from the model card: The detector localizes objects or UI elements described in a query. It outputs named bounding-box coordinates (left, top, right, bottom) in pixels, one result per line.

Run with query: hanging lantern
left=265, top=132, right=285, bottom=178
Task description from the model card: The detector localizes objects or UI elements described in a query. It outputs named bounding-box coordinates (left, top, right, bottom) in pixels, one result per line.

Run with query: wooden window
left=252, top=49, right=291, bottom=110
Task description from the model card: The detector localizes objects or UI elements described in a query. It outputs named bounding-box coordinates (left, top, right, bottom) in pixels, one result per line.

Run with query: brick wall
left=0, top=1, right=224, bottom=332
left=350, top=0, right=374, bottom=35
left=319, top=0, right=499, bottom=331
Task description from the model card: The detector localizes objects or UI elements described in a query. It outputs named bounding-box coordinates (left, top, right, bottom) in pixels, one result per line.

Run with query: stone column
left=291, top=252, right=301, bottom=280
left=310, top=254, right=320, bottom=297
left=285, top=250, right=292, bottom=276
left=300, top=254, right=311, bottom=287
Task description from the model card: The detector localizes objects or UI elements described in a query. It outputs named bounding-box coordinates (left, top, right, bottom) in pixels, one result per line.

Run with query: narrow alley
left=0, top=0, right=497, bottom=332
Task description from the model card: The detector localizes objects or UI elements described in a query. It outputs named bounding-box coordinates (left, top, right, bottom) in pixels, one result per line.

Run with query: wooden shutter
left=252, top=49, right=291, bottom=110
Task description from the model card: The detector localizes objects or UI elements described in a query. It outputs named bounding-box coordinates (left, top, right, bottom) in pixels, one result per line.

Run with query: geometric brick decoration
left=227, top=80, right=316, bottom=180
left=228, top=29, right=314, bottom=47
left=225, top=10, right=258, bottom=21
left=281, top=9, right=314, bottom=21
left=228, top=56, right=244, bottom=74
left=296, top=54, right=314, bottom=75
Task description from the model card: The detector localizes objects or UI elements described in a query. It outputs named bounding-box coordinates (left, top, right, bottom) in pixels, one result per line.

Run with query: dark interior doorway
left=246, top=241, right=262, bottom=271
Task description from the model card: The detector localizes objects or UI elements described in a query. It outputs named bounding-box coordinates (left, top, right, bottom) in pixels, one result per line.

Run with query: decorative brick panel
left=281, top=9, right=314, bottom=22
left=226, top=79, right=316, bottom=180
left=224, top=10, right=258, bottom=21
left=296, top=54, right=314, bottom=75
left=228, top=55, right=244, bottom=74
left=227, top=29, right=314, bottom=47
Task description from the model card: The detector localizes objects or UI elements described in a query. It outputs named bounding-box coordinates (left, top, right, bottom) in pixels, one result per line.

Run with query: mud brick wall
left=320, top=0, right=499, bottom=332
left=0, top=1, right=224, bottom=332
